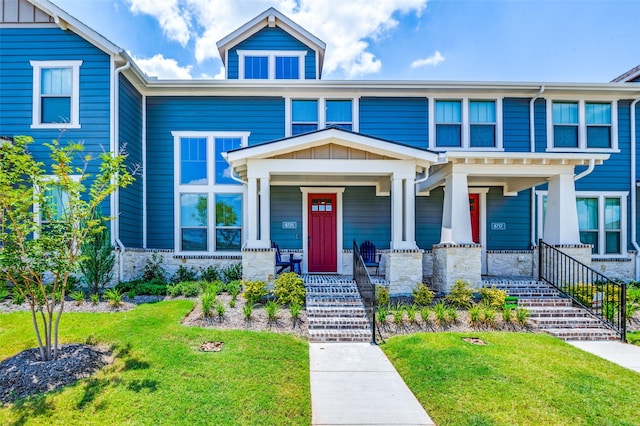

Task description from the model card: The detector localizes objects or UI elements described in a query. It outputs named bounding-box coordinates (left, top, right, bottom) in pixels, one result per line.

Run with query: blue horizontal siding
left=343, top=187, right=390, bottom=249
left=359, top=97, right=428, bottom=148
left=145, top=96, right=285, bottom=249
left=416, top=188, right=444, bottom=249
left=502, top=98, right=530, bottom=152
left=533, top=98, right=547, bottom=152
left=0, top=26, right=112, bottom=216
left=227, top=26, right=316, bottom=80
left=486, top=188, right=531, bottom=250
left=270, top=187, right=303, bottom=249
left=118, top=75, right=143, bottom=247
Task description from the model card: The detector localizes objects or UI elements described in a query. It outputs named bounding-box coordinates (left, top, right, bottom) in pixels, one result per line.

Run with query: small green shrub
left=406, top=304, right=419, bottom=325
left=90, top=293, right=100, bottom=305
left=225, top=280, right=242, bottom=299
left=446, top=307, right=459, bottom=324
left=243, top=280, right=268, bottom=304
left=433, top=302, right=447, bottom=326
left=215, top=303, right=226, bottom=321
left=626, top=302, right=638, bottom=320
left=116, top=278, right=167, bottom=296
left=53, top=290, right=63, bottom=303
left=516, top=307, right=530, bottom=326
left=376, top=286, right=389, bottom=307
left=482, top=307, right=496, bottom=328
left=142, top=253, right=167, bottom=282
left=171, top=265, right=199, bottom=283
left=376, top=305, right=389, bottom=325
left=242, top=303, right=254, bottom=321
left=200, top=265, right=221, bottom=283
left=445, top=280, right=474, bottom=309
left=12, top=287, right=25, bottom=305
left=412, top=284, right=434, bottom=307
left=479, top=287, right=506, bottom=309
left=222, top=263, right=242, bottom=282
left=392, top=305, right=404, bottom=326
left=127, top=290, right=136, bottom=300
left=71, top=290, right=85, bottom=305
left=229, top=299, right=236, bottom=308
left=420, top=307, right=430, bottom=325
left=205, top=280, right=225, bottom=296
left=274, top=272, right=305, bottom=306
left=265, top=300, right=280, bottom=323
left=0, top=286, right=9, bottom=301
left=468, top=305, right=481, bottom=328
left=166, top=281, right=204, bottom=297
left=201, top=292, right=216, bottom=317
left=289, top=302, right=301, bottom=324
left=103, top=288, right=123, bottom=307
left=627, top=287, right=640, bottom=304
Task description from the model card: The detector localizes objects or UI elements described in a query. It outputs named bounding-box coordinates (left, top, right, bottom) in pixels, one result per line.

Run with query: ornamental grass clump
left=420, top=307, right=430, bottom=327
left=516, top=307, right=530, bottom=326
left=70, top=290, right=85, bottom=305
left=201, top=292, right=216, bottom=318
left=433, top=302, right=448, bottom=327
left=265, top=300, right=280, bottom=323
left=103, top=288, right=123, bottom=308
left=215, top=303, right=226, bottom=322
left=482, top=307, right=496, bottom=328
left=376, top=305, right=389, bottom=326
left=242, top=303, right=254, bottom=321
left=468, top=305, right=482, bottom=328
left=274, top=272, right=305, bottom=306
left=502, top=307, right=514, bottom=328
left=289, top=302, right=302, bottom=326
left=406, top=304, right=419, bottom=325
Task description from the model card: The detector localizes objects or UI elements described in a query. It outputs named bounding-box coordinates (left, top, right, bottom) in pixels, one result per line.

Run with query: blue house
left=1, top=0, right=640, bottom=295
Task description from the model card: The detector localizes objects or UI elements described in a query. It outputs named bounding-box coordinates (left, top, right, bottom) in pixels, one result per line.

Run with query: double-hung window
left=548, top=100, right=617, bottom=150
left=538, top=192, right=626, bottom=256
left=30, top=60, right=82, bottom=128
left=431, top=98, right=501, bottom=150
left=173, top=132, right=248, bottom=253
left=289, top=98, right=355, bottom=136
left=237, top=51, right=305, bottom=80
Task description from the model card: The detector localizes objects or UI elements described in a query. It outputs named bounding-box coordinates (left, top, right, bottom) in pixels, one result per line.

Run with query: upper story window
left=237, top=50, right=305, bottom=80
left=173, top=131, right=249, bottom=254
left=547, top=100, right=617, bottom=151
left=289, top=98, right=355, bottom=136
left=430, top=98, right=502, bottom=150
left=30, top=60, right=82, bottom=129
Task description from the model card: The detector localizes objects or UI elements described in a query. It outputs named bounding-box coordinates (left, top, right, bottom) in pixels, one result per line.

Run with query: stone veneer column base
left=242, top=248, right=275, bottom=285
left=432, top=243, right=482, bottom=293
left=549, top=244, right=592, bottom=266
left=385, top=249, right=424, bottom=296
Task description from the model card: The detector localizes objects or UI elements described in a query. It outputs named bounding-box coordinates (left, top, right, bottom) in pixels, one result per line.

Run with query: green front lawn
left=0, top=300, right=310, bottom=425
left=383, top=332, right=640, bottom=426
left=628, top=331, right=640, bottom=346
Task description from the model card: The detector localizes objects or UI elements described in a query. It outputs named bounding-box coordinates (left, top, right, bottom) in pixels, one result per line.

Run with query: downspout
left=631, top=97, right=640, bottom=280
left=113, top=61, right=131, bottom=281
left=530, top=86, right=545, bottom=248
left=573, top=158, right=595, bottom=181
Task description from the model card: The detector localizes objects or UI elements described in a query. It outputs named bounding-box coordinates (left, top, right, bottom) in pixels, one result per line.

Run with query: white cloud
left=411, top=50, right=445, bottom=68
left=127, top=0, right=427, bottom=78
left=133, top=53, right=193, bottom=79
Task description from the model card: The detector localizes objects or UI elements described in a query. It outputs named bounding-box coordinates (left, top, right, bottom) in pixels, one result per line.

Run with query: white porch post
left=246, top=177, right=259, bottom=246
left=440, top=172, right=473, bottom=244
left=391, top=176, right=403, bottom=249
left=259, top=177, right=270, bottom=245
left=404, top=177, right=416, bottom=246
left=543, top=173, right=581, bottom=245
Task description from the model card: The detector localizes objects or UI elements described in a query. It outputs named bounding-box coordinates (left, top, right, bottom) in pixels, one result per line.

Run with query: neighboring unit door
left=308, top=193, right=337, bottom=272
left=469, top=193, right=480, bottom=244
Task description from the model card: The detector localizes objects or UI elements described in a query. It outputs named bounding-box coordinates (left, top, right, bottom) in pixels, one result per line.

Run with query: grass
left=628, top=331, right=640, bottom=346
left=0, top=300, right=310, bottom=425
left=382, top=332, right=640, bottom=426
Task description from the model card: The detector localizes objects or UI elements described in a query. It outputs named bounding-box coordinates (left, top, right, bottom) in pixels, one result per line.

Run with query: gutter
left=530, top=86, right=545, bottom=247
left=631, top=97, right=640, bottom=280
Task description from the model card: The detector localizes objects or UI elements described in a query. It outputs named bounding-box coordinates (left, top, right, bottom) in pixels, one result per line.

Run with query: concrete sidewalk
left=309, top=342, right=434, bottom=425
left=567, top=340, right=640, bottom=373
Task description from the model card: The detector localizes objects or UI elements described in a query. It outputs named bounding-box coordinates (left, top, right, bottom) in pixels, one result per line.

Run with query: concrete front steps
left=304, top=276, right=372, bottom=343
left=482, top=278, right=620, bottom=341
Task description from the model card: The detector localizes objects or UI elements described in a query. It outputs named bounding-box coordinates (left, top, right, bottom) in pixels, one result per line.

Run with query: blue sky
left=52, top=0, right=639, bottom=82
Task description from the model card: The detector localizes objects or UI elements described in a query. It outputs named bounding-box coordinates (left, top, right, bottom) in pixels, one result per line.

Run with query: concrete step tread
left=307, top=308, right=367, bottom=317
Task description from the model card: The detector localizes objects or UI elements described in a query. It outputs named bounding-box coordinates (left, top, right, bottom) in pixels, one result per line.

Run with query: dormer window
left=237, top=50, right=306, bottom=80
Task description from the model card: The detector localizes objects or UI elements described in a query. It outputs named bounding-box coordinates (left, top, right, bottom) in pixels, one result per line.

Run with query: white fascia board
left=444, top=151, right=610, bottom=164
left=28, top=0, right=123, bottom=57
left=247, top=159, right=416, bottom=177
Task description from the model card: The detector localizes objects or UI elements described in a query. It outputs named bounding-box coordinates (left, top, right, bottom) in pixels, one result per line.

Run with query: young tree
left=0, top=136, right=134, bottom=361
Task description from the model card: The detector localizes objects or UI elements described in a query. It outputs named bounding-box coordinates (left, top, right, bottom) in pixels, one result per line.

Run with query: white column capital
left=440, top=172, right=473, bottom=244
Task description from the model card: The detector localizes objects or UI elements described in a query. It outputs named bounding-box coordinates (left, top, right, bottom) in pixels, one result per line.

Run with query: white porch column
left=259, top=177, right=271, bottom=245
left=440, top=172, right=473, bottom=244
left=543, top=173, right=581, bottom=245
left=391, top=177, right=403, bottom=249
left=246, top=177, right=259, bottom=246
left=404, top=178, right=416, bottom=246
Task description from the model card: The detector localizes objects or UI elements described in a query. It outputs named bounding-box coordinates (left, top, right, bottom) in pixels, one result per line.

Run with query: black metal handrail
left=538, top=239, right=627, bottom=341
left=353, top=240, right=377, bottom=343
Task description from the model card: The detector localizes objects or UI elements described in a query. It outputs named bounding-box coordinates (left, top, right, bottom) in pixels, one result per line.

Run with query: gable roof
left=216, top=7, right=326, bottom=77
left=611, top=64, right=640, bottom=82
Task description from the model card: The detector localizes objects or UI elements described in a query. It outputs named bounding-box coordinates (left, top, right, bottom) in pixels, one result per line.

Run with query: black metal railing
left=353, top=240, right=377, bottom=343
left=538, top=239, right=627, bottom=341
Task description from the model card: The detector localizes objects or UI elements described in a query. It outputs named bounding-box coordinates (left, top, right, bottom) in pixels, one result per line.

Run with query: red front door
left=308, top=194, right=337, bottom=272
left=469, top=194, right=480, bottom=244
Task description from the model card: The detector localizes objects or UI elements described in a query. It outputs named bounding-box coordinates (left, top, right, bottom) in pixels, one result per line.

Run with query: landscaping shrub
left=468, top=305, right=481, bottom=328
left=89, top=293, right=100, bottom=304
left=479, top=287, right=506, bottom=309
left=79, top=219, right=115, bottom=295
left=412, top=284, right=434, bottom=306
left=103, top=288, right=123, bottom=307
left=243, top=303, right=254, bottom=321
left=222, top=263, right=242, bottom=282
left=274, top=272, right=306, bottom=306
left=71, top=290, right=86, bottom=305
left=406, top=304, right=419, bottom=325
left=502, top=307, right=514, bottom=326
left=205, top=280, right=225, bottom=296
left=376, top=305, right=389, bottom=325
left=265, top=300, right=280, bottom=323
left=433, top=302, right=447, bottom=326
left=225, top=280, right=242, bottom=299
left=12, top=287, right=25, bottom=305
left=376, top=286, right=389, bottom=307
left=116, top=278, right=168, bottom=296
left=201, top=292, right=216, bottom=317
left=482, top=307, right=496, bottom=328
left=142, top=253, right=167, bottom=282
left=445, top=280, right=474, bottom=308
left=243, top=280, right=268, bottom=304
left=171, top=265, right=200, bottom=283
left=0, top=285, right=10, bottom=301
left=200, top=265, right=221, bottom=282
left=516, top=307, right=530, bottom=326
left=215, top=303, right=226, bottom=321
left=166, top=281, right=204, bottom=297
left=420, top=307, right=430, bottom=325
left=290, top=302, right=302, bottom=325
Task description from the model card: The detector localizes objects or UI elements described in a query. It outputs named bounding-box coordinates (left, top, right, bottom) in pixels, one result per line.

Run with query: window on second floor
left=291, top=100, right=319, bottom=135
left=30, top=60, right=82, bottom=129
left=548, top=100, right=617, bottom=151
left=431, top=99, right=501, bottom=150
left=325, top=100, right=353, bottom=130
left=290, top=99, right=355, bottom=136
left=244, top=56, right=268, bottom=79
left=237, top=50, right=305, bottom=80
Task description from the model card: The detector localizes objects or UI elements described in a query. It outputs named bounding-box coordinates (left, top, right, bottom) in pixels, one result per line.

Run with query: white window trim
left=536, top=190, right=628, bottom=258
left=237, top=50, right=306, bottom=80
left=30, top=60, right=82, bottom=129
left=428, top=97, right=503, bottom=151
left=172, top=131, right=250, bottom=255
left=546, top=99, right=619, bottom=152
left=33, top=175, right=81, bottom=238
left=286, top=97, right=358, bottom=137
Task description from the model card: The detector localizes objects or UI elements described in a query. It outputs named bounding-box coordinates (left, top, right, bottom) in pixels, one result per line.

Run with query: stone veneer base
left=432, top=243, right=482, bottom=293
left=384, top=250, right=424, bottom=295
